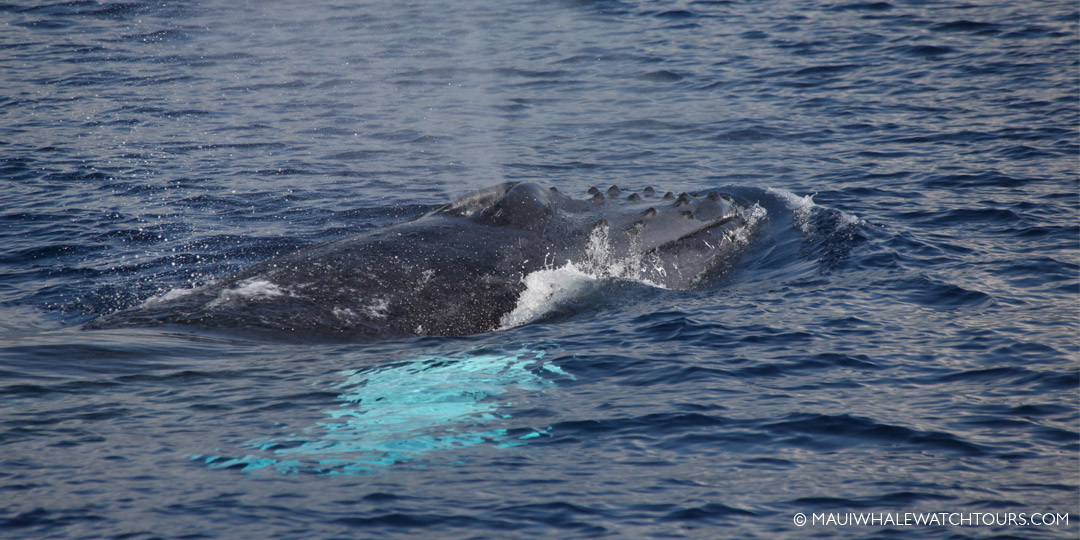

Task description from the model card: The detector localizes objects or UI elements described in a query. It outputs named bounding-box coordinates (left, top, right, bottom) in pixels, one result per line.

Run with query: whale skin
left=92, top=182, right=760, bottom=338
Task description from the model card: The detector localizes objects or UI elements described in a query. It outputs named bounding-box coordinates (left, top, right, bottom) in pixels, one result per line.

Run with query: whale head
left=441, top=182, right=760, bottom=289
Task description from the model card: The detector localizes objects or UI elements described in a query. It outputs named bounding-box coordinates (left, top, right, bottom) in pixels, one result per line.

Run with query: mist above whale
left=92, top=182, right=762, bottom=338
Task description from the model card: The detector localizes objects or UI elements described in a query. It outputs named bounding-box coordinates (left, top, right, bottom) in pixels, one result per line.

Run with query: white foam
left=580, top=223, right=670, bottom=287
left=498, top=262, right=599, bottom=330
left=737, top=203, right=768, bottom=244
left=765, top=187, right=863, bottom=231
left=839, top=209, right=864, bottom=228
left=500, top=226, right=669, bottom=330
left=766, top=187, right=816, bottom=224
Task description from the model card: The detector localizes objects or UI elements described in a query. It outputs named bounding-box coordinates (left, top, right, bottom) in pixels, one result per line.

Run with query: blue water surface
left=1, top=0, right=1077, bottom=538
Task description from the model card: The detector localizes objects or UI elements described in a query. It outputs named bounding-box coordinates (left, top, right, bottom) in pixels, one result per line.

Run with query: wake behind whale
left=91, top=183, right=764, bottom=339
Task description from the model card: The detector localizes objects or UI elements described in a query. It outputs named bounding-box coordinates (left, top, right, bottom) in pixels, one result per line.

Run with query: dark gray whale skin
left=92, top=182, right=759, bottom=338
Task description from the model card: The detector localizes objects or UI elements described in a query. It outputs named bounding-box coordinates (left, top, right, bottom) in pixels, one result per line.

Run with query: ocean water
left=1, top=0, right=1077, bottom=538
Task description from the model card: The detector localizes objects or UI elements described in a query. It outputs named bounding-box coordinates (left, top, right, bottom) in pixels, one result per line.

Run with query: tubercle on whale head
left=580, top=184, right=738, bottom=212
left=447, top=182, right=735, bottom=210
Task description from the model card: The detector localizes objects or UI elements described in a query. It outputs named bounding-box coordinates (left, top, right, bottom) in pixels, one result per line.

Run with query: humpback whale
left=93, top=182, right=761, bottom=338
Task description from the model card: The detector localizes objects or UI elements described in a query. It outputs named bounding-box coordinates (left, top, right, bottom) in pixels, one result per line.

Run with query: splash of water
left=500, top=201, right=767, bottom=330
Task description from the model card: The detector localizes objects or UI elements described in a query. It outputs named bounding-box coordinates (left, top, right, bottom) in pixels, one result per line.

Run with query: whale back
left=90, top=183, right=760, bottom=338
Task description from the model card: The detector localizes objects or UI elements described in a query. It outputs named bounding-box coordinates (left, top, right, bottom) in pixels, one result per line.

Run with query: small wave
left=765, top=187, right=863, bottom=231
left=640, top=70, right=684, bottom=82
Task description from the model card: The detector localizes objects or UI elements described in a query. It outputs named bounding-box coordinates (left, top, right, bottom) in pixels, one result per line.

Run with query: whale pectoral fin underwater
left=90, top=183, right=762, bottom=339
